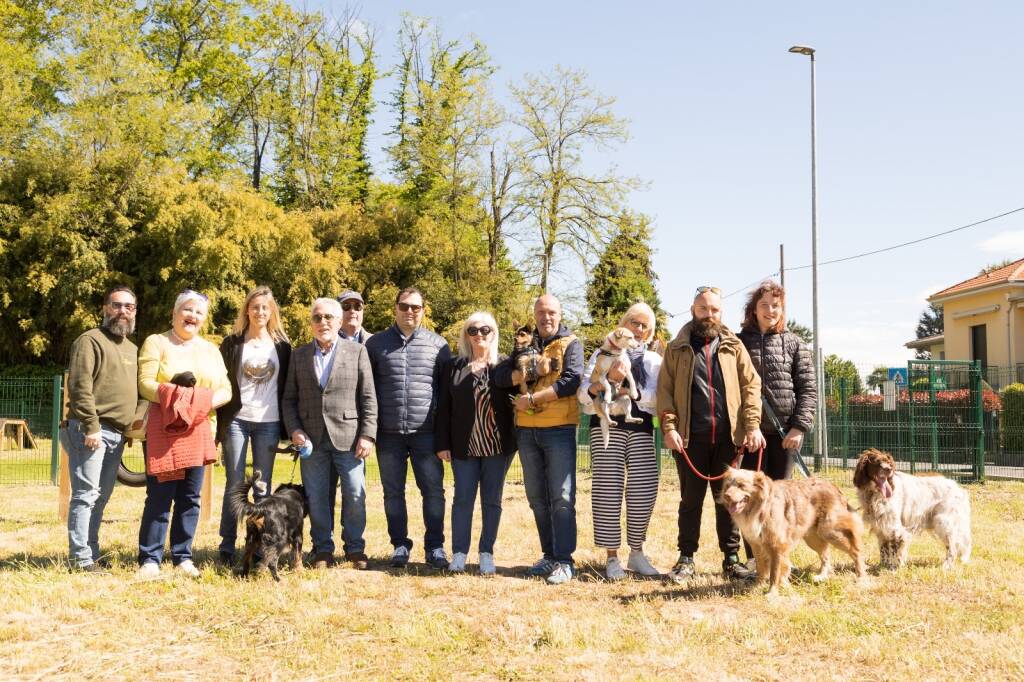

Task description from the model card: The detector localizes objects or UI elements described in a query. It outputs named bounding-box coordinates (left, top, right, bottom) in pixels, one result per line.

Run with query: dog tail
left=228, top=470, right=262, bottom=520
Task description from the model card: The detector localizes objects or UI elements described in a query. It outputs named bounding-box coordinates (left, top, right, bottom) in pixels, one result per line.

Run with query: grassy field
left=1, top=463, right=1023, bottom=681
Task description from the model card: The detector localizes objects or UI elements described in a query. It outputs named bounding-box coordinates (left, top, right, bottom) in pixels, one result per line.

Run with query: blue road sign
left=888, top=367, right=908, bottom=385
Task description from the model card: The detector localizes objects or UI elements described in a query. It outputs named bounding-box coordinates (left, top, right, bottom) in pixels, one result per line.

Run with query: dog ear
left=853, top=451, right=870, bottom=488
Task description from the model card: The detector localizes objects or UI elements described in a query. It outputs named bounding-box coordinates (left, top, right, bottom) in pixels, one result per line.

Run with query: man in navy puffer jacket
left=365, top=287, right=453, bottom=569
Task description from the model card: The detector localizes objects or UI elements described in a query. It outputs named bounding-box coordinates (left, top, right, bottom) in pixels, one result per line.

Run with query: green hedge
left=1002, top=384, right=1024, bottom=453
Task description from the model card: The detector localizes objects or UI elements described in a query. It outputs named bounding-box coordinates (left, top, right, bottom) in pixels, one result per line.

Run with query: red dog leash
left=675, top=444, right=763, bottom=482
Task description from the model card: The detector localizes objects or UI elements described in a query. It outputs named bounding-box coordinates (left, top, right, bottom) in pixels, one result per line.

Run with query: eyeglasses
left=341, top=302, right=363, bottom=312
left=628, top=319, right=649, bottom=330
left=397, top=302, right=423, bottom=313
left=312, top=313, right=337, bottom=323
left=108, top=302, right=137, bottom=312
left=467, top=326, right=492, bottom=337
left=180, top=288, right=209, bottom=301
left=695, top=286, right=721, bottom=296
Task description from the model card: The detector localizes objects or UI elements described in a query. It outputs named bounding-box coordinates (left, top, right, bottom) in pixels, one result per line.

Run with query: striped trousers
left=590, top=428, right=659, bottom=551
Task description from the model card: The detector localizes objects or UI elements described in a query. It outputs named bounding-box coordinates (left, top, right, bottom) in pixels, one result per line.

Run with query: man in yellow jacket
left=493, top=294, right=584, bottom=584
left=657, top=286, right=766, bottom=583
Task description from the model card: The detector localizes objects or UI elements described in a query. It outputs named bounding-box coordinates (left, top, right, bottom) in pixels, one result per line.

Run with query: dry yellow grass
left=1, top=464, right=1023, bottom=681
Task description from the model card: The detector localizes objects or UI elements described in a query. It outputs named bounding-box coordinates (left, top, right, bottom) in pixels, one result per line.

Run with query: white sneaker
left=479, top=552, right=496, bottom=576
left=606, top=556, right=626, bottom=581
left=449, top=552, right=467, bottom=572
left=627, top=550, right=661, bottom=576
left=175, top=560, right=201, bottom=578
left=136, top=562, right=161, bottom=580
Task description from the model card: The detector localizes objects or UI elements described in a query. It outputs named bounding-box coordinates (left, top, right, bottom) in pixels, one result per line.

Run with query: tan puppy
left=590, top=327, right=641, bottom=447
left=720, top=467, right=866, bottom=595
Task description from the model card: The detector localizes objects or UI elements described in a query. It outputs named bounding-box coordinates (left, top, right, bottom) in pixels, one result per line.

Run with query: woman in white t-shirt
left=216, top=286, right=292, bottom=565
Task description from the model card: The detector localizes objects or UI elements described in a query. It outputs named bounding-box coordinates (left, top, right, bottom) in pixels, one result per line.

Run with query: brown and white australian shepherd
left=721, top=468, right=866, bottom=594
left=853, top=448, right=971, bottom=569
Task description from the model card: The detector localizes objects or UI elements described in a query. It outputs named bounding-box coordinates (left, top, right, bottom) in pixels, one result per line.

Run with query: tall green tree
left=824, top=354, right=863, bottom=399
left=914, top=302, right=943, bottom=360
left=585, top=212, right=664, bottom=325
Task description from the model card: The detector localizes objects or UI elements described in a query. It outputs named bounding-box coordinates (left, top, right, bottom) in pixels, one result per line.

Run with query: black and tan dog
left=227, top=471, right=308, bottom=581
left=508, top=323, right=560, bottom=408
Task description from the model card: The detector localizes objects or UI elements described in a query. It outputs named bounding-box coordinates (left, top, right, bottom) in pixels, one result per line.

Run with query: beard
left=102, top=313, right=135, bottom=338
left=692, top=316, right=721, bottom=339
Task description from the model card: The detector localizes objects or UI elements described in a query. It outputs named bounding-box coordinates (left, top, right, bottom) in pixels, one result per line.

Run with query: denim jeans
left=137, top=463, right=205, bottom=566
left=60, top=419, right=126, bottom=568
left=219, top=418, right=282, bottom=554
left=517, top=425, right=578, bottom=564
left=300, top=440, right=366, bottom=556
left=375, top=431, right=445, bottom=554
left=451, top=455, right=512, bottom=555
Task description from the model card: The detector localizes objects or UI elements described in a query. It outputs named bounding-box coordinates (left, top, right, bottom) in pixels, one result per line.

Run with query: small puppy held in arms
left=853, top=448, right=971, bottom=569
left=227, top=470, right=309, bottom=581
left=590, top=327, right=642, bottom=448
left=510, top=323, right=560, bottom=410
left=720, top=467, right=866, bottom=595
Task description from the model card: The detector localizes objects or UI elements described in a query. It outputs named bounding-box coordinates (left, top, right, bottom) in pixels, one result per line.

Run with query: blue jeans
left=517, top=426, right=578, bottom=564
left=219, top=418, right=281, bottom=554
left=451, top=455, right=512, bottom=555
left=137, top=463, right=205, bottom=566
left=60, top=419, right=126, bottom=567
left=376, top=431, right=445, bottom=554
left=300, top=440, right=366, bottom=555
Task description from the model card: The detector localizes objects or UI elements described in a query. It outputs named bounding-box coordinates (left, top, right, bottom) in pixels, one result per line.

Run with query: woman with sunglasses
left=434, top=312, right=517, bottom=574
left=136, top=289, right=231, bottom=579
left=214, top=285, right=292, bottom=565
left=578, top=302, right=663, bottom=580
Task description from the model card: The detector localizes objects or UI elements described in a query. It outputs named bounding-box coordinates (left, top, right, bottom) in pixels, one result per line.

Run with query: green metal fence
left=2, top=367, right=1021, bottom=486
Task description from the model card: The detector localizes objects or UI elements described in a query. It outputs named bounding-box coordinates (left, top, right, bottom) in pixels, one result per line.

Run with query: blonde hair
left=232, top=286, right=290, bottom=343
left=457, top=311, right=500, bottom=365
left=618, top=302, right=656, bottom=344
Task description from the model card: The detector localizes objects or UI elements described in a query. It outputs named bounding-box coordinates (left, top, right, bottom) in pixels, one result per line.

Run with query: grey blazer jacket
left=282, top=340, right=378, bottom=451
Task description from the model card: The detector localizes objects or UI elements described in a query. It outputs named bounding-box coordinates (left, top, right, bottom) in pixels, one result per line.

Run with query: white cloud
left=347, top=18, right=369, bottom=41
left=977, top=230, right=1024, bottom=255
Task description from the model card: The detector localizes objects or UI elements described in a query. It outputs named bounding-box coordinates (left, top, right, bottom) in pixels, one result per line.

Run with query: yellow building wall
left=940, top=289, right=1012, bottom=366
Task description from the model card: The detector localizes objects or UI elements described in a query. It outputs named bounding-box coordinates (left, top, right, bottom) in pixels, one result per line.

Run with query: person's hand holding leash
left=664, top=430, right=684, bottom=452
left=436, top=449, right=451, bottom=462
left=355, top=437, right=373, bottom=460
left=782, top=428, right=804, bottom=451
left=744, top=428, right=767, bottom=452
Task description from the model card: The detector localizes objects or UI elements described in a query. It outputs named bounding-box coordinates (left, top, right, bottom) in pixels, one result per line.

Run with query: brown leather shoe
left=346, top=552, right=369, bottom=570
left=311, top=551, right=335, bottom=569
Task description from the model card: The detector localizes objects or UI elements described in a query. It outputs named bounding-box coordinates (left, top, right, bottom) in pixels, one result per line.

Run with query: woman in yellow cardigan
left=136, top=290, right=231, bottom=579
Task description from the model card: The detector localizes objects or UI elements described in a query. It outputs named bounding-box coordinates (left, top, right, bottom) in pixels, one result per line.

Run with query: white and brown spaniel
left=853, top=448, right=971, bottom=569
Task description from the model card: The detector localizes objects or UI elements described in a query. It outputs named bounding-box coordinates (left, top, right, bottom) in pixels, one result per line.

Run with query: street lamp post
left=789, top=44, right=826, bottom=472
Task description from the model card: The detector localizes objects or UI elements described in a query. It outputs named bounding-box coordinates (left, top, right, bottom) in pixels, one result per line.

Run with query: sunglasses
left=108, top=302, right=137, bottom=312
left=467, top=326, right=492, bottom=337
left=341, top=302, right=363, bottom=312
left=695, top=286, right=721, bottom=296
left=180, top=288, right=209, bottom=301
left=397, top=302, right=423, bottom=313
left=312, top=313, right=337, bottom=323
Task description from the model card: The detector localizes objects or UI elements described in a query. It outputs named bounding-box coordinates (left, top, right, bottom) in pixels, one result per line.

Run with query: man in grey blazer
left=283, top=298, right=377, bottom=570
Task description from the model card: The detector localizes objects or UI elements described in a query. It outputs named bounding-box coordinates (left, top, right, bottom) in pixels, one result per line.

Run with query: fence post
left=928, top=363, right=939, bottom=470
left=973, top=360, right=985, bottom=482
left=907, top=361, right=915, bottom=474
left=49, top=374, right=62, bottom=485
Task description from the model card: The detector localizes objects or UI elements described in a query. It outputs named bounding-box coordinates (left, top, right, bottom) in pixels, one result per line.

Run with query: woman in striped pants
left=578, top=303, right=663, bottom=580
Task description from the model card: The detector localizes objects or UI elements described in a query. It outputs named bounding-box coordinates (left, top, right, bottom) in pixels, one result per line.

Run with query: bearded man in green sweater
left=61, top=285, right=143, bottom=572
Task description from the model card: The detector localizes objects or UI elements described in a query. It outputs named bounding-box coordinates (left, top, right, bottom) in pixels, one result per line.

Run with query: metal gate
left=907, top=359, right=985, bottom=481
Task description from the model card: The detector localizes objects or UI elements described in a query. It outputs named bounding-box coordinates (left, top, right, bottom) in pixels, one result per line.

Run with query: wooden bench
left=0, top=418, right=38, bottom=450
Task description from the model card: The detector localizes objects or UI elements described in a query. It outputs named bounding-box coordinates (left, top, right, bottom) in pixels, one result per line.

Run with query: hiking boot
left=312, top=552, right=335, bottom=569
left=345, top=552, right=369, bottom=570
left=426, top=547, right=449, bottom=570
left=527, top=557, right=556, bottom=577
left=723, top=554, right=756, bottom=582
left=546, top=562, right=574, bottom=585
left=448, top=552, right=467, bottom=573
left=627, top=550, right=660, bottom=576
left=390, top=546, right=410, bottom=568
left=605, top=556, right=626, bottom=581
left=668, top=554, right=695, bottom=583
left=218, top=550, right=236, bottom=567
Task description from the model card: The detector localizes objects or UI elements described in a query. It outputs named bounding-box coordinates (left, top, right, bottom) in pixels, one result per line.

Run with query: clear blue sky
left=317, top=0, right=1023, bottom=370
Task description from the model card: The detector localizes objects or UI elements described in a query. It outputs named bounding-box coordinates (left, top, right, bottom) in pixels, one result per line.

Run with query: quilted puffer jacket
left=365, top=324, right=452, bottom=434
left=737, top=328, right=816, bottom=433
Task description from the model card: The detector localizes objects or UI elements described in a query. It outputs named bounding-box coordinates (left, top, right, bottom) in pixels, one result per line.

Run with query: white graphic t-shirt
left=235, top=339, right=280, bottom=423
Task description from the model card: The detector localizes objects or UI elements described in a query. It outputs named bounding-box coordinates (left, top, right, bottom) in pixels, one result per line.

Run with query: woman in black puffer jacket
left=737, top=281, right=817, bottom=481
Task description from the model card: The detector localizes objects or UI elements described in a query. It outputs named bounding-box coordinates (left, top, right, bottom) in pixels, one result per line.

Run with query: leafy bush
left=1001, top=384, right=1024, bottom=452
